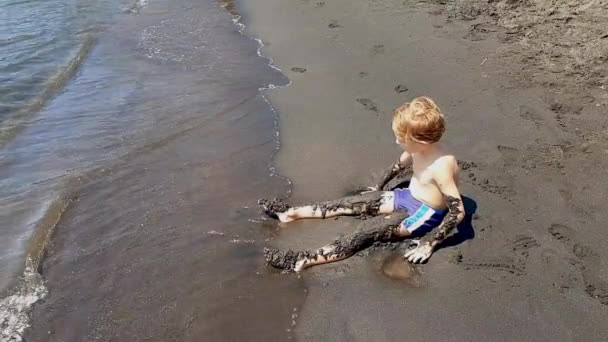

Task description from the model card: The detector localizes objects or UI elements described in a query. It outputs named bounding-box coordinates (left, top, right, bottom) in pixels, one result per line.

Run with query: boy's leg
left=259, top=191, right=395, bottom=223
left=264, top=212, right=410, bottom=271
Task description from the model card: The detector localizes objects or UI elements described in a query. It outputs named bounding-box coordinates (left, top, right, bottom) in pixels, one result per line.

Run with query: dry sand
left=240, top=0, right=608, bottom=340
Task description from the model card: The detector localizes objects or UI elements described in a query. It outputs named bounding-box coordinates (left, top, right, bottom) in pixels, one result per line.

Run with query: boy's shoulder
left=431, top=154, right=458, bottom=174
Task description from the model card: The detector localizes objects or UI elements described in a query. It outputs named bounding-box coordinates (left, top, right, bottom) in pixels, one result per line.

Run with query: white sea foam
left=126, top=0, right=148, bottom=14
left=0, top=258, right=47, bottom=342
left=229, top=238, right=255, bottom=244
left=229, top=10, right=293, bottom=193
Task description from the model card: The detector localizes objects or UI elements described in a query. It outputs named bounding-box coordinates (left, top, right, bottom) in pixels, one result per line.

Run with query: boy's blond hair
left=392, top=96, right=445, bottom=143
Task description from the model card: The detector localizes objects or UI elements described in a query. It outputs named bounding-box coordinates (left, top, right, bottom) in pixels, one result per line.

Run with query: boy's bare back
left=408, top=150, right=460, bottom=210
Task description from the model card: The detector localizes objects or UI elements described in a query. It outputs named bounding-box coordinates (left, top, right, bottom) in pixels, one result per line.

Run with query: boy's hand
left=374, top=152, right=412, bottom=191
left=404, top=240, right=434, bottom=263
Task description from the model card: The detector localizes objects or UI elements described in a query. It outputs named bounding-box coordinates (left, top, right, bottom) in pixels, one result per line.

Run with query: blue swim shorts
left=393, top=188, right=447, bottom=236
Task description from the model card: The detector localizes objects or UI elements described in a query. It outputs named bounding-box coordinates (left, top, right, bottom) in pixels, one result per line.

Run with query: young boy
left=260, top=96, right=465, bottom=272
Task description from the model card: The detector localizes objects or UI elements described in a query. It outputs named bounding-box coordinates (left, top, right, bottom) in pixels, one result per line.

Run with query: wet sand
left=20, top=1, right=308, bottom=340
left=240, top=0, right=608, bottom=340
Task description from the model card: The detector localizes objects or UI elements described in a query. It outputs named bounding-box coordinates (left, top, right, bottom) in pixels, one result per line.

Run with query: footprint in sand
left=539, top=247, right=582, bottom=293
left=458, top=160, right=479, bottom=182
left=394, top=84, right=409, bottom=93
left=461, top=165, right=513, bottom=199
left=508, top=234, right=540, bottom=258
left=453, top=233, right=538, bottom=280
left=497, top=145, right=520, bottom=165
left=328, top=20, right=341, bottom=28
left=549, top=101, right=583, bottom=116
left=548, top=224, right=598, bottom=260
left=548, top=224, right=574, bottom=242
left=371, top=44, right=385, bottom=55
left=549, top=101, right=583, bottom=129
left=458, top=256, right=526, bottom=276
left=457, top=160, right=478, bottom=171
left=519, top=105, right=544, bottom=128
left=547, top=224, right=608, bottom=305
left=356, top=98, right=378, bottom=113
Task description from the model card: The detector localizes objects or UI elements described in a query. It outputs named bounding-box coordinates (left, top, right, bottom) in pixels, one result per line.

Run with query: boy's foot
left=264, top=247, right=307, bottom=272
left=258, top=198, right=294, bottom=222
left=293, top=258, right=307, bottom=272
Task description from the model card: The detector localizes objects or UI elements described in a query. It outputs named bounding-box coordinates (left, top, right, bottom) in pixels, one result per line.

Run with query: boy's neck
left=413, top=143, right=441, bottom=157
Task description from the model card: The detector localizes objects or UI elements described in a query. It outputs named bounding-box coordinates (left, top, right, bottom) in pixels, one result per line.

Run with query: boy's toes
left=258, top=197, right=290, bottom=220
left=294, top=258, right=306, bottom=272
left=263, top=247, right=301, bottom=272
left=258, top=198, right=278, bottom=219
left=263, top=247, right=276, bottom=263
left=277, top=212, right=295, bottom=223
left=263, top=247, right=287, bottom=269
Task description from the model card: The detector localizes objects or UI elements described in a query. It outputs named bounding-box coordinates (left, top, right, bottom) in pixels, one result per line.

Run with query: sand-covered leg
left=264, top=213, right=408, bottom=272
left=259, top=191, right=394, bottom=223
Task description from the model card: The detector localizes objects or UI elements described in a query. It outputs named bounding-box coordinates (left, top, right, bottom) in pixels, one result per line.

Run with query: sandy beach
left=6, top=0, right=606, bottom=340
left=240, top=0, right=608, bottom=340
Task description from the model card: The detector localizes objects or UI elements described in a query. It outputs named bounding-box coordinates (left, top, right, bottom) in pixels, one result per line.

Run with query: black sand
left=241, top=0, right=608, bottom=340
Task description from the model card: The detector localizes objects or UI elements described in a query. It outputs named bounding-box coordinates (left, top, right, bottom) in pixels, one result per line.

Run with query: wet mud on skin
left=258, top=198, right=291, bottom=219
left=264, top=213, right=408, bottom=272
left=264, top=248, right=309, bottom=272
left=309, top=191, right=386, bottom=219
left=376, top=162, right=412, bottom=191
left=259, top=166, right=411, bottom=220
left=261, top=168, right=413, bottom=271
left=422, top=194, right=463, bottom=244
left=262, top=192, right=464, bottom=273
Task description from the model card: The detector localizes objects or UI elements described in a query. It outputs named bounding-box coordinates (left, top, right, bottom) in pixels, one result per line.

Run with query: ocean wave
left=0, top=184, right=74, bottom=341
left=0, top=34, right=96, bottom=147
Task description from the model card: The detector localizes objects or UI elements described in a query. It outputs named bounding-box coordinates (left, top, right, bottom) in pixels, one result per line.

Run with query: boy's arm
left=373, top=151, right=412, bottom=190
left=405, top=156, right=465, bottom=263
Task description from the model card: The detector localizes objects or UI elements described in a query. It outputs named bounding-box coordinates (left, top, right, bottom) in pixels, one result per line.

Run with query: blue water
left=0, top=0, right=300, bottom=340
left=0, top=0, right=134, bottom=294
left=0, top=0, right=129, bottom=125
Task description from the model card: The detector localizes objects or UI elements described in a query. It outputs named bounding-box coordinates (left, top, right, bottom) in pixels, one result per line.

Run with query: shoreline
left=22, top=0, right=306, bottom=340
left=227, top=1, right=295, bottom=200
left=239, top=0, right=608, bottom=340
